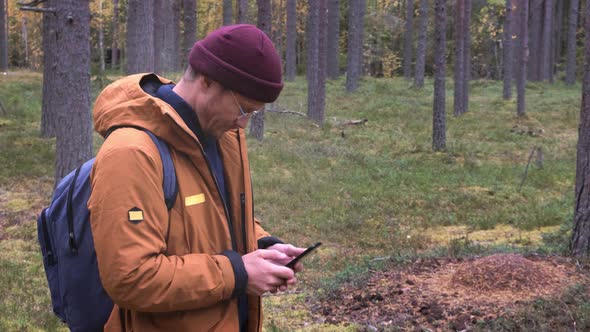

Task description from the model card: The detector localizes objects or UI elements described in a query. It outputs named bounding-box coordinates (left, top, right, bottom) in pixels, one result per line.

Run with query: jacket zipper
left=166, top=114, right=237, bottom=252
left=40, top=208, right=57, bottom=266
left=240, top=193, right=247, bottom=253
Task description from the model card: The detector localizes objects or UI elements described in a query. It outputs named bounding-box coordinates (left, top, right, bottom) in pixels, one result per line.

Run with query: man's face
left=197, top=81, right=264, bottom=139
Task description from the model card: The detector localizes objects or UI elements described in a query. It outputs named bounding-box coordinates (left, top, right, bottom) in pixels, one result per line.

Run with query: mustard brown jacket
left=88, top=74, right=272, bottom=331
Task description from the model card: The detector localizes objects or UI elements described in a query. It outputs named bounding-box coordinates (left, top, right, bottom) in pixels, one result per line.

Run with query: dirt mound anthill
left=451, top=253, right=559, bottom=292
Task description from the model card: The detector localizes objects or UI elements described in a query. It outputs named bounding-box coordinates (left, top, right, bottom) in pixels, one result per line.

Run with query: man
left=88, top=24, right=306, bottom=332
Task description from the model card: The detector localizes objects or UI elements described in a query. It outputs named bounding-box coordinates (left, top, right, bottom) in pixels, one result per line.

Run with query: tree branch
left=19, top=6, right=56, bottom=13
left=17, top=0, right=46, bottom=7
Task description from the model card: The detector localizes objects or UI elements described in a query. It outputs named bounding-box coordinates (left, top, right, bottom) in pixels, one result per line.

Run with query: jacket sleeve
left=254, top=217, right=284, bottom=249
left=88, top=135, right=236, bottom=312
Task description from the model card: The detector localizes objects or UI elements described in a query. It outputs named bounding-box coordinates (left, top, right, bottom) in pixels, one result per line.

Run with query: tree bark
left=566, top=0, right=580, bottom=84
left=327, top=0, right=340, bottom=79
left=433, top=0, right=446, bottom=151
left=403, top=0, right=414, bottom=80
left=529, top=0, right=543, bottom=81
left=517, top=0, right=529, bottom=117
left=22, top=17, right=29, bottom=68
left=53, top=0, right=93, bottom=183
left=345, top=0, right=366, bottom=93
left=453, top=0, right=465, bottom=116
left=502, top=0, right=514, bottom=99
left=541, top=0, right=553, bottom=81
left=157, top=0, right=180, bottom=73
left=223, top=0, right=233, bottom=25
left=98, top=0, right=106, bottom=74
left=182, top=0, right=197, bottom=68
left=153, top=1, right=163, bottom=74
left=126, top=0, right=154, bottom=74
left=571, top=0, right=590, bottom=257
left=111, top=0, right=120, bottom=69
left=553, top=0, right=564, bottom=79
left=0, top=0, right=8, bottom=72
left=237, top=0, right=249, bottom=23
left=413, top=0, right=427, bottom=88
left=41, top=0, right=58, bottom=138
left=250, top=0, right=271, bottom=141
left=463, top=0, right=471, bottom=113
left=307, top=0, right=327, bottom=125
left=286, top=0, right=296, bottom=81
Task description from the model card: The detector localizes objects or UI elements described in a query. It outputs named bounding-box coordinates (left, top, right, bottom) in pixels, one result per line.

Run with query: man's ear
left=201, top=75, right=214, bottom=89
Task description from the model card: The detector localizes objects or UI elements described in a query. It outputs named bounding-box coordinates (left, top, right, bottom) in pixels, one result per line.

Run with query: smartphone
left=285, top=242, right=322, bottom=269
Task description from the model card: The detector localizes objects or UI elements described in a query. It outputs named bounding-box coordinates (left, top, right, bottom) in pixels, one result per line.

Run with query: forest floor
left=2, top=71, right=590, bottom=331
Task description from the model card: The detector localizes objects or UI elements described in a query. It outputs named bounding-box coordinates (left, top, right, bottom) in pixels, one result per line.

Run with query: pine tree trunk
left=238, top=0, right=249, bottom=23
left=463, top=0, right=471, bottom=113
left=182, top=0, right=197, bottom=68
left=414, top=0, right=427, bottom=88
left=541, top=0, right=554, bottom=81
left=327, top=0, right=340, bottom=79
left=345, top=0, right=366, bottom=93
left=307, top=0, right=327, bottom=125
left=571, top=0, right=590, bottom=257
left=153, top=1, right=163, bottom=74
left=566, top=0, right=580, bottom=84
left=403, top=0, right=414, bottom=80
left=250, top=0, right=271, bottom=141
left=286, top=0, right=297, bottom=81
left=503, top=0, right=514, bottom=99
left=517, top=0, right=529, bottom=117
left=99, top=0, right=106, bottom=73
left=126, top=0, right=155, bottom=74
left=0, top=0, right=8, bottom=72
left=553, top=0, right=564, bottom=79
left=22, top=17, right=29, bottom=68
left=223, top=0, right=233, bottom=25
left=529, top=0, right=543, bottom=81
left=41, top=0, right=58, bottom=138
left=432, top=0, right=446, bottom=151
left=453, top=0, right=465, bottom=117
left=53, top=0, right=93, bottom=183
left=111, top=0, right=120, bottom=69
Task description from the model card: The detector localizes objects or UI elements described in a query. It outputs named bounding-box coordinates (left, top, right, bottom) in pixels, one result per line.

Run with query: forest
left=1, top=0, right=590, bottom=331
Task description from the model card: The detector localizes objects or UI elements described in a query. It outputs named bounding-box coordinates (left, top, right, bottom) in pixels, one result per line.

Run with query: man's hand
left=267, top=243, right=306, bottom=273
left=242, top=249, right=297, bottom=296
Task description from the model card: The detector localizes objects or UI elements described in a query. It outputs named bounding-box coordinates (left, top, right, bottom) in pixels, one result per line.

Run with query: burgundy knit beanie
left=188, top=24, right=284, bottom=103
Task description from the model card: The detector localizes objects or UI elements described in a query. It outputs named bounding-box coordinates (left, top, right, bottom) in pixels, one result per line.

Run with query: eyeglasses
left=231, top=91, right=259, bottom=120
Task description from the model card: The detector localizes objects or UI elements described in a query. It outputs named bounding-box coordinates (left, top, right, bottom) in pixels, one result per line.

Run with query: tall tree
left=0, top=0, right=8, bottom=72
left=126, top=0, right=155, bottom=74
left=572, top=0, right=590, bottom=257
left=462, top=0, right=471, bottom=113
left=528, top=0, right=543, bottom=81
left=307, top=0, right=327, bottom=125
left=502, top=0, right=514, bottom=100
left=182, top=0, right=197, bottom=68
left=453, top=0, right=465, bottom=116
left=345, top=0, right=366, bottom=92
left=432, top=0, right=446, bottom=151
left=327, top=0, right=340, bottom=79
left=541, top=0, right=554, bottom=81
left=155, top=0, right=181, bottom=73
left=250, top=0, right=271, bottom=140
left=21, top=16, right=28, bottom=68
left=53, top=0, right=93, bottom=182
left=516, top=0, right=529, bottom=116
left=237, top=0, right=249, bottom=23
left=40, top=0, right=58, bottom=138
left=223, top=0, right=233, bottom=25
left=413, top=0, right=428, bottom=88
left=111, top=0, right=120, bottom=69
left=98, top=0, right=105, bottom=74
left=553, top=0, right=565, bottom=80
left=403, top=0, right=414, bottom=80
left=285, top=0, right=296, bottom=81
left=566, top=0, right=580, bottom=85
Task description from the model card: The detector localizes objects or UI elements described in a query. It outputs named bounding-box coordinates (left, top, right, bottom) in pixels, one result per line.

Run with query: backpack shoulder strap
left=143, top=130, right=178, bottom=210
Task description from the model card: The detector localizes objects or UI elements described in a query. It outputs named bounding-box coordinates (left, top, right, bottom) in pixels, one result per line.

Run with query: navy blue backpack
left=37, top=129, right=177, bottom=332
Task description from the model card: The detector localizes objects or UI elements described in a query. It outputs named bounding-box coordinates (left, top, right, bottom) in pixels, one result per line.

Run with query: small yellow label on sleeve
left=185, top=193, right=206, bottom=206
left=128, top=210, right=144, bottom=221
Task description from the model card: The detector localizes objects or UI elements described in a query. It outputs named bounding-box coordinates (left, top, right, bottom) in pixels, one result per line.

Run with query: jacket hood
left=93, top=73, right=198, bottom=147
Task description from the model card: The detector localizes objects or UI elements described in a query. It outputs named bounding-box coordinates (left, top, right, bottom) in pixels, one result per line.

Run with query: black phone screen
left=285, top=242, right=322, bottom=269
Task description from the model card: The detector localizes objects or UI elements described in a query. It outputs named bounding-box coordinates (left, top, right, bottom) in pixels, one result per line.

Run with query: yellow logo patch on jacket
left=185, top=193, right=206, bottom=206
left=128, top=207, right=144, bottom=224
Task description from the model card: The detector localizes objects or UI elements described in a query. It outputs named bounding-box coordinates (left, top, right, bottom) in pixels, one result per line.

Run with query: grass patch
left=0, top=72, right=585, bottom=330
